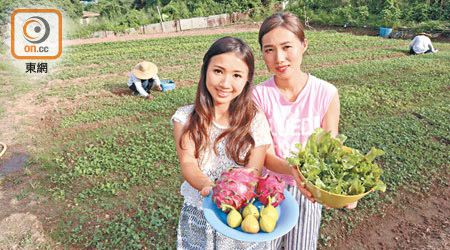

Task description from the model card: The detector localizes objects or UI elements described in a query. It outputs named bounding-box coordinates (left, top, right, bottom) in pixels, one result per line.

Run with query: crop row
left=59, top=31, right=410, bottom=68
left=55, top=49, right=449, bottom=129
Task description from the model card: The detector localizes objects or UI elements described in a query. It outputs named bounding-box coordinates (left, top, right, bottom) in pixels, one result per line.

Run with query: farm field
left=0, top=29, right=449, bottom=249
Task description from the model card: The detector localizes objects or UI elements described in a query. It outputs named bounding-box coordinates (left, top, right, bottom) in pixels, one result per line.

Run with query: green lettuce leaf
left=287, top=128, right=386, bottom=195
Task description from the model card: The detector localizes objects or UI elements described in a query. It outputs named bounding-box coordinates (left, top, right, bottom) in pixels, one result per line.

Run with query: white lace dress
left=171, top=104, right=275, bottom=250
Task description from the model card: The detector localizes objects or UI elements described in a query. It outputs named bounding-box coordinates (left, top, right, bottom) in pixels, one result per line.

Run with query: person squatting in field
left=409, top=33, right=438, bottom=55
left=127, top=61, right=163, bottom=100
left=252, top=12, right=358, bottom=250
left=171, top=36, right=278, bottom=249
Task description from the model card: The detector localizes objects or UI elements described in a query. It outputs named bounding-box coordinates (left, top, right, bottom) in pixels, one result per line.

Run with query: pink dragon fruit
left=211, top=166, right=258, bottom=213
left=257, top=174, right=286, bottom=207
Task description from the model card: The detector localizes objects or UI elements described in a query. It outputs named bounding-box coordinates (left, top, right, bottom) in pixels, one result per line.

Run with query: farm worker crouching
left=127, top=61, right=163, bottom=99
left=409, top=33, right=438, bottom=55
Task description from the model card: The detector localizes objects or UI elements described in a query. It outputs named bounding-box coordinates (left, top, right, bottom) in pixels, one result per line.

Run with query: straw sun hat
left=132, top=61, right=158, bottom=80
left=415, top=33, right=432, bottom=38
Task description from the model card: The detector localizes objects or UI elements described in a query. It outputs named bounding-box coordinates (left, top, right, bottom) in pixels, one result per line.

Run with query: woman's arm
left=245, top=144, right=269, bottom=177
left=264, top=144, right=291, bottom=175
left=173, top=121, right=214, bottom=196
left=245, top=145, right=269, bottom=176
left=264, top=144, right=315, bottom=203
left=322, top=92, right=340, bottom=137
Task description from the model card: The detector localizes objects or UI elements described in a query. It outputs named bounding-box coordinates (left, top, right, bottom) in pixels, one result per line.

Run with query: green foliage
left=98, top=0, right=127, bottom=19
left=352, top=6, right=369, bottom=23
left=0, top=0, right=83, bottom=25
left=122, top=9, right=145, bottom=29
left=287, top=0, right=448, bottom=28
left=379, top=0, right=401, bottom=27
left=66, top=8, right=156, bottom=39
left=401, top=1, right=450, bottom=23
left=413, top=20, right=446, bottom=34
left=68, top=0, right=278, bottom=38
left=330, top=6, right=352, bottom=25
left=288, top=128, right=386, bottom=195
left=190, top=0, right=223, bottom=17
left=411, top=3, right=430, bottom=22
left=159, top=0, right=268, bottom=20
left=132, top=0, right=166, bottom=11
left=161, top=0, right=190, bottom=20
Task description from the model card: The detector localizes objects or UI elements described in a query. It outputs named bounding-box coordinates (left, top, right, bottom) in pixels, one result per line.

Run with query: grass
left=1, top=30, right=449, bottom=249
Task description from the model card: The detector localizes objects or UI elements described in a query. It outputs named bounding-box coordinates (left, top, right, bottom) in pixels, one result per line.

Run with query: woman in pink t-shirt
left=252, top=12, right=356, bottom=250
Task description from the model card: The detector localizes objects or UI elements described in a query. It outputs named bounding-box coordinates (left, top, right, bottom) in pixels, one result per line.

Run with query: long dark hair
left=258, top=12, right=306, bottom=49
left=181, top=36, right=256, bottom=165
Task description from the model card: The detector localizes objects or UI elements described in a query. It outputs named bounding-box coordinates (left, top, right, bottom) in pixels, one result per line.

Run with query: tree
left=132, top=0, right=170, bottom=10
left=161, top=0, right=190, bottom=20
left=98, top=0, right=125, bottom=19
left=0, top=0, right=83, bottom=25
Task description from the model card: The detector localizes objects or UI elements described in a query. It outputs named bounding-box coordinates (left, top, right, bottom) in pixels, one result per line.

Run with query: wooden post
left=157, top=6, right=165, bottom=32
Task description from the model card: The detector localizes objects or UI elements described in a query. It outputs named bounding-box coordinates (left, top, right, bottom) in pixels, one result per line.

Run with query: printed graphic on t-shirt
left=270, top=115, right=320, bottom=158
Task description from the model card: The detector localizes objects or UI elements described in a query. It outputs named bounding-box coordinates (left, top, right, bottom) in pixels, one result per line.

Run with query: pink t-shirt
left=252, top=75, right=338, bottom=186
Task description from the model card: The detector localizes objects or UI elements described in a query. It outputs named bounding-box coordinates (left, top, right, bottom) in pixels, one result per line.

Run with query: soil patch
left=63, top=22, right=261, bottom=46
left=0, top=213, right=52, bottom=249
left=322, top=179, right=450, bottom=249
left=111, top=87, right=133, bottom=97
left=0, top=145, right=56, bottom=249
left=0, top=91, right=43, bottom=146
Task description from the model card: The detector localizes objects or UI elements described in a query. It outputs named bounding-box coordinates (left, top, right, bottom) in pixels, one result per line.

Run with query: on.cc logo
left=23, top=16, right=50, bottom=44
left=11, top=9, right=62, bottom=60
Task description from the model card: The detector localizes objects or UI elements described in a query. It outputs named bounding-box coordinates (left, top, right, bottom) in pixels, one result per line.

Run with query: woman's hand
left=344, top=190, right=375, bottom=209
left=199, top=180, right=214, bottom=197
left=290, top=166, right=316, bottom=203
left=346, top=201, right=358, bottom=209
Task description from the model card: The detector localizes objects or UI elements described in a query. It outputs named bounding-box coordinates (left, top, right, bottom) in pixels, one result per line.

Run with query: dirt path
left=63, top=22, right=260, bottom=46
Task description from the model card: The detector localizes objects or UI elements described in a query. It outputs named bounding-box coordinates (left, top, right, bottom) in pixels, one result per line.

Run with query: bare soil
left=63, top=22, right=261, bottom=46
left=0, top=146, right=55, bottom=249
left=323, top=181, right=450, bottom=249
left=0, top=22, right=448, bottom=249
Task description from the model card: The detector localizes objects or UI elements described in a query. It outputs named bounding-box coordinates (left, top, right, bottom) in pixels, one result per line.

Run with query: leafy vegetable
left=287, top=128, right=386, bottom=195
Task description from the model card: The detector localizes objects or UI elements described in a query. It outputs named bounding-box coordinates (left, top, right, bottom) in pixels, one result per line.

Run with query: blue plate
left=203, top=189, right=299, bottom=242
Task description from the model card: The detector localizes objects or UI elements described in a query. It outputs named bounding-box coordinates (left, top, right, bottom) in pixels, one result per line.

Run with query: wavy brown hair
left=180, top=36, right=257, bottom=165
